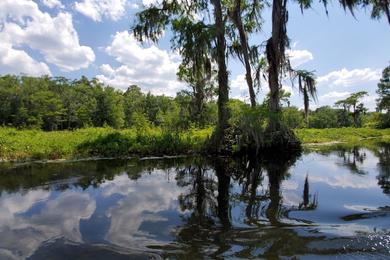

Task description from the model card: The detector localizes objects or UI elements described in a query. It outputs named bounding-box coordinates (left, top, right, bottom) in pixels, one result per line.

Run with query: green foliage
left=1, top=126, right=389, bottom=161
left=334, top=91, right=368, bottom=127
left=123, top=85, right=144, bottom=126
left=282, top=107, right=305, bottom=129
left=263, top=88, right=292, bottom=108
left=131, top=111, right=151, bottom=131
left=0, top=127, right=213, bottom=161
left=309, top=106, right=339, bottom=128
left=0, top=75, right=218, bottom=132
left=377, top=64, right=390, bottom=128
left=227, top=99, right=268, bottom=153
left=362, top=112, right=382, bottom=128
left=377, top=64, right=390, bottom=113
left=94, top=86, right=125, bottom=128
left=295, top=128, right=390, bottom=144
left=0, top=75, right=124, bottom=130
left=294, top=70, right=317, bottom=125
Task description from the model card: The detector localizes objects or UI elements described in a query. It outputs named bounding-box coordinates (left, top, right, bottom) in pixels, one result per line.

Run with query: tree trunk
left=215, top=159, right=231, bottom=228
left=193, top=81, right=205, bottom=124
left=304, top=90, right=309, bottom=125
left=210, top=0, right=230, bottom=153
left=353, top=104, right=357, bottom=127
left=233, top=0, right=256, bottom=107
left=266, top=0, right=287, bottom=132
left=266, top=38, right=281, bottom=131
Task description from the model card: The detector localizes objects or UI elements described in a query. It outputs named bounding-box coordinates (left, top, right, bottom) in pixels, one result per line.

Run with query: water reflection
left=338, top=146, right=368, bottom=175
left=0, top=145, right=389, bottom=259
left=375, top=143, right=390, bottom=196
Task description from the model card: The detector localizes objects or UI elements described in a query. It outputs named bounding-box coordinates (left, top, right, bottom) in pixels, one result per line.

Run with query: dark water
left=0, top=144, right=389, bottom=259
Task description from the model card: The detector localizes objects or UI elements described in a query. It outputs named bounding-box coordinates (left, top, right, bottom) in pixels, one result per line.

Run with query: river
left=0, top=144, right=389, bottom=259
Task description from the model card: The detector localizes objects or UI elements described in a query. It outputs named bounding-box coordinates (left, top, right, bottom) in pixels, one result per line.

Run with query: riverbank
left=295, top=128, right=390, bottom=144
left=1, top=127, right=389, bottom=162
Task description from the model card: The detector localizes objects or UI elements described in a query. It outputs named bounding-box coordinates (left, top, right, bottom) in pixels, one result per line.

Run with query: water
left=0, top=144, right=389, bottom=259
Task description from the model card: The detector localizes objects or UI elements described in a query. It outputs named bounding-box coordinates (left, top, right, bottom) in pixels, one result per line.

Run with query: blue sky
left=0, top=0, right=389, bottom=110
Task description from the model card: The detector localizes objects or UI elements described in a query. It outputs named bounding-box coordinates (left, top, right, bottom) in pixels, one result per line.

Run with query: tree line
left=0, top=75, right=218, bottom=131
left=0, top=66, right=388, bottom=131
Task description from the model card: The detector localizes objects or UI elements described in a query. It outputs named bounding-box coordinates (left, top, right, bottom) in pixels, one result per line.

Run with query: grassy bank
left=295, top=128, right=390, bottom=144
left=0, top=127, right=389, bottom=161
left=0, top=127, right=212, bottom=161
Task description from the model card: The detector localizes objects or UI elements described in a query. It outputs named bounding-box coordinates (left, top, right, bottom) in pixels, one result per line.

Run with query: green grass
left=0, top=127, right=213, bottom=161
left=295, top=127, right=390, bottom=144
left=0, top=127, right=389, bottom=162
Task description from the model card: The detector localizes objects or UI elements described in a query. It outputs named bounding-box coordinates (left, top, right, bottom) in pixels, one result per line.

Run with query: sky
left=0, top=0, right=389, bottom=110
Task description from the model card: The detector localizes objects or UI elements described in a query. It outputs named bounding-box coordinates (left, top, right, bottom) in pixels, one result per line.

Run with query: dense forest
left=0, top=64, right=388, bottom=132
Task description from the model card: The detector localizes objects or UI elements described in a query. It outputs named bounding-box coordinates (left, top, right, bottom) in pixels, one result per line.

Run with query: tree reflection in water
left=1, top=146, right=389, bottom=259
left=327, top=143, right=390, bottom=196
left=161, top=151, right=325, bottom=258
left=298, top=174, right=318, bottom=210
left=337, top=146, right=368, bottom=175
left=375, top=143, right=390, bottom=196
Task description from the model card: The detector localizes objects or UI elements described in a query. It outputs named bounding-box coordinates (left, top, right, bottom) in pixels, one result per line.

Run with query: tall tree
left=265, top=0, right=289, bottom=132
left=133, top=0, right=232, bottom=152
left=123, top=85, right=145, bottom=127
left=175, top=18, right=217, bottom=126
left=210, top=0, right=231, bottom=152
left=377, top=63, right=390, bottom=113
left=335, top=91, right=368, bottom=127
left=376, top=63, right=390, bottom=127
left=227, top=0, right=264, bottom=107
left=347, top=91, right=368, bottom=127
left=263, top=0, right=388, bottom=141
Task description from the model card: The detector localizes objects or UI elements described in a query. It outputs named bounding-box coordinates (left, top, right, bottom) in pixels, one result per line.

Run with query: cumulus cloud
left=101, top=171, right=183, bottom=248
left=230, top=74, right=263, bottom=102
left=317, top=68, right=381, bottom=87
left=231, top=74, right=250, bottom=92
left=319, top=91, right=378, bottom=110
left=361, top=94, right=378, bottom=111
left=0, top=41, right=51, bottom=76
left=75, top=0, right=128, bottom=22
left=0, top=190, right=96, bottom=259
left=230, top=73, right=293, bottom=102
left=97, top=31, right=184, bottom=95
left=41, top=0, right=64, bottom=9
left=319, top=91, right=351, bottom=102
left=0, top=0, right=95, bottom=72
left=286, top=49, right=314, bottom=68
left=316, top=68, right=381, bottom=110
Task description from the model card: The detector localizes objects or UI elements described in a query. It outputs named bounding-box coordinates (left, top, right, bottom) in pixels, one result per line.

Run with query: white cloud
left=0, top=190, right=96, bottom=259
left=230, top=73, right=294, bottom=102
left=230, top=74, right=252, bottom=102
left=0, top=0, right=95, bottom=72
left=129, top=3, right=140, bottom=9
left=286, top=49, right=314, bottom=68
left=97, top=31, right=184, bottom=95
left=0, top=41, right=51, bottom=76
left=361, top=94, right=378, bottom=111
left=317, top=68, right=381, bottom=87
left=75, top=0, right=128, bottom=22
left=101, top=171, right=183, bottom=248
left=319, top=91, right=378, bottom=110
left=41, top=0, right=64, bottom=9
left=319, top=91, right=351, bottom=102
left=231, top=74, right=248, bottom=92
left=142, top=0, right=162, bottom=6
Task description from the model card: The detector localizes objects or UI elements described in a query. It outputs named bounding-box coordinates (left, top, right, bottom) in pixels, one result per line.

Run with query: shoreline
left=1, top=127, right=389, bottom=164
